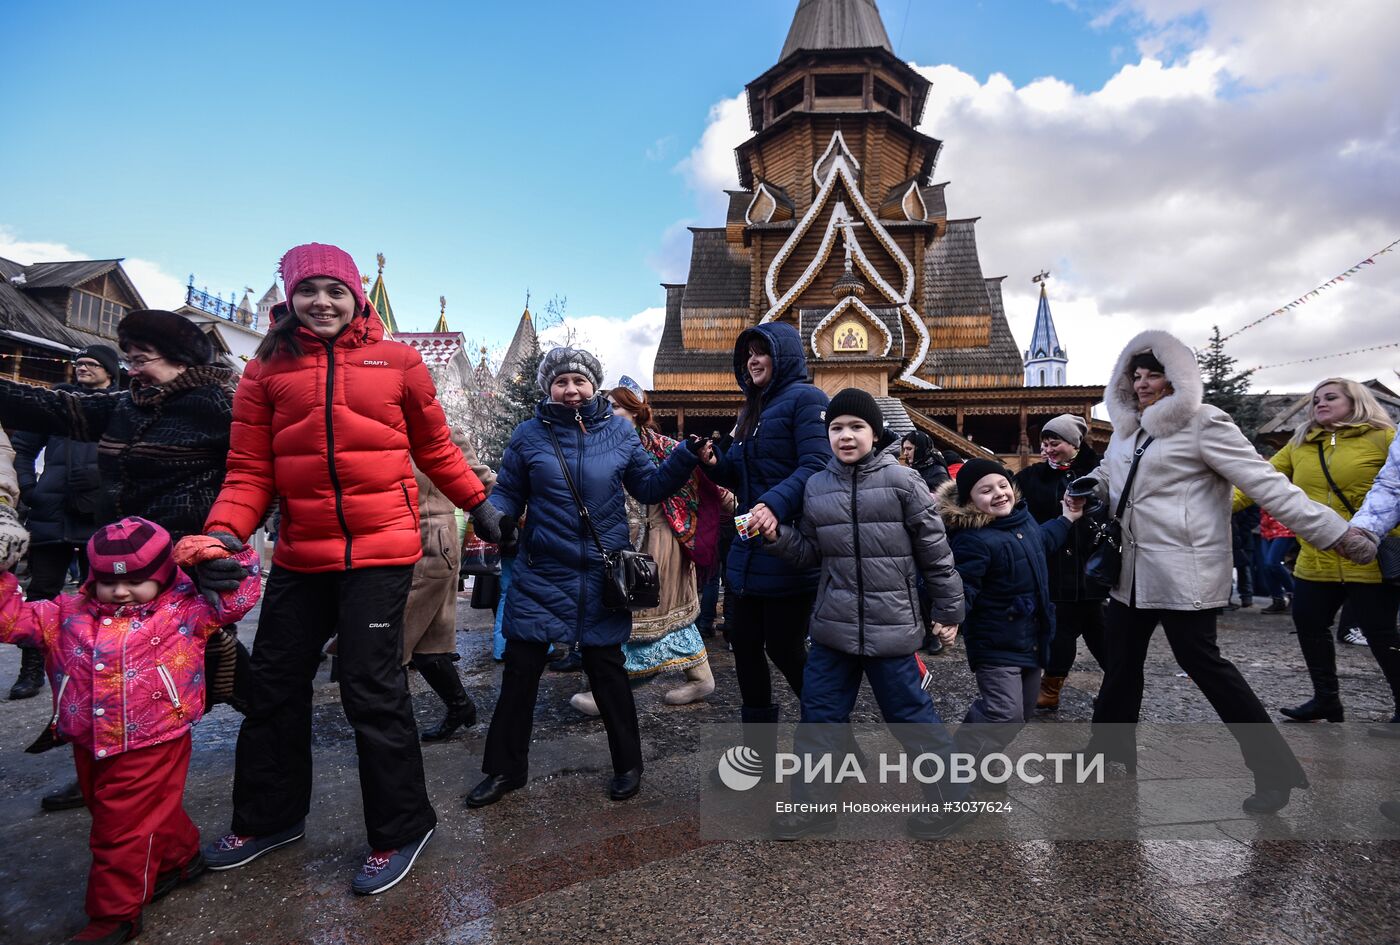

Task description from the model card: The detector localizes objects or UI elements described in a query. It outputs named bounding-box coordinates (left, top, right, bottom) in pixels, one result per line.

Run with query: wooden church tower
left=648, top=0, right=1104, bottom=460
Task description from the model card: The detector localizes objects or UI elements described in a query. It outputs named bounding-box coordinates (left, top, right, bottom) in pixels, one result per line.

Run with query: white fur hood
left=1106, top=329, right=1204, bottom=439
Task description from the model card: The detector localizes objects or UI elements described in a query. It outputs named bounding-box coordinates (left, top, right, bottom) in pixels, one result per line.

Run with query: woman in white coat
left=1073, top=330, right=1372, bottom=813
left=1350, top=429, right=1400, bottom=824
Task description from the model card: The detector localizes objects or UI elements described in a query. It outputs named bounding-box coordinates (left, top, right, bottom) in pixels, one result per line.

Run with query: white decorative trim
left=809, top=295, right=894, bottom=358
left=813, top=128, right=860, bottom=186
left=900, top=181, right=927, bottom=222
left=744, top=183, right=779, bottom=225
left=763, top=129, right=933, bottom=388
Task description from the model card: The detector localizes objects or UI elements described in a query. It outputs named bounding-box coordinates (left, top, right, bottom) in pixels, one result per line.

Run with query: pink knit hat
left=85, top=517, right=178, bottom=591
left=278, top=243, right=367, bottom=313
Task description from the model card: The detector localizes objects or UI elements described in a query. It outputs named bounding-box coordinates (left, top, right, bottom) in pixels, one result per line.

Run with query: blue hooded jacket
left=706, top=322, right=830, bottom=597
left=488, top=394, right=699, bottom=647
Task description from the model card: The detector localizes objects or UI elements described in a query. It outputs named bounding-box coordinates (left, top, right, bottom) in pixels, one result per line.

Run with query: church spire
left=434, top=296, right=450, bottom=333
left=781, top=0, right=893, bottom=59
left=367, top=252, right=399, bottom=336
left=1023, top=271, right=1067, bottom=387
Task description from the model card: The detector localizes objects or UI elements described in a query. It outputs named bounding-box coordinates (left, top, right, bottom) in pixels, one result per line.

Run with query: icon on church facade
left=833, top=320, right=868, bottom=352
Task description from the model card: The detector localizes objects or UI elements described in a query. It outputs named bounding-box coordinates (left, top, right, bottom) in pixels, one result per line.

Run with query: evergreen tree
left=493, top=339, right=544, bottom=456
left=1198, top=325, right=1264, bottom=439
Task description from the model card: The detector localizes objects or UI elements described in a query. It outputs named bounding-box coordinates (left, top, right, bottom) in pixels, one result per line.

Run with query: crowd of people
left=2, top=244, right=1398, bottom=943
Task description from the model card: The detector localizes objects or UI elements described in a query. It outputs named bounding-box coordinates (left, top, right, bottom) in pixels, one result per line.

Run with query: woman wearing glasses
left=0, top=308, right=239, bottom=812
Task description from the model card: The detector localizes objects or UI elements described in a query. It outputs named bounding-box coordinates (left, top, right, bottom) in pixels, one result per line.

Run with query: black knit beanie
left=75, top=344, right=121, bottom=380
left=956, top=458, right=1012, bottom=504
left=826, top=387, right=884, bottom=438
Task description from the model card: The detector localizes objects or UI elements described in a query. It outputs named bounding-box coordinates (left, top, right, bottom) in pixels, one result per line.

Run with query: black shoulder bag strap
left=1115, top=435, right=1155, bottom=519
left=1316, top=441, right=1356, bottom=516
left=544, top=421, right=608, bottom=559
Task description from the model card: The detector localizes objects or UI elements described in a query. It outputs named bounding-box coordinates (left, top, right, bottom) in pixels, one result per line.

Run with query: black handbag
left=545, top=423, right=661, bottom=612
left=1084, top=436, right=1154, bottom=591
left=1316, top=441, right=1400, bottom=584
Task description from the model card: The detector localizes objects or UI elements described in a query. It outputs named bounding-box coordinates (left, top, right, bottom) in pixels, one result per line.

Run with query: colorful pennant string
left=1222, top=237, right=1400, bottom=341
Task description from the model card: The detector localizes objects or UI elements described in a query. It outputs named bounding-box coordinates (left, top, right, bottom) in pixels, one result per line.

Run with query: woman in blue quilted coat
left=699, top=322, right=830, bottom=729
left=466, top=347, right=703, bottom=808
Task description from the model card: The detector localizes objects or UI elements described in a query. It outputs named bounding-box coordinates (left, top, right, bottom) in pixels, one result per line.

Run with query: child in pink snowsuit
left=0, top=516, right=261, bottom=945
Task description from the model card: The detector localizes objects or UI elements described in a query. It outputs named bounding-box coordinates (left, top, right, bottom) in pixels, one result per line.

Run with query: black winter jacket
left=768, top=450, right=964, bottom=657
left=936, top=481, right=1072, bottom=670
left=1013, top=446, right=1107, bottom=602
left=0, top=367, right=237, bottom=542
left=13, top=384, right=105, bottom=546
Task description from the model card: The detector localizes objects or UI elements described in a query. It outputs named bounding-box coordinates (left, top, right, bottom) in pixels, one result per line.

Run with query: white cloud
left=544, top=307, right=667, bottom=391
left=667, top=0, right=1400, bottom=391
left=0, top=225, right=187, bottom=310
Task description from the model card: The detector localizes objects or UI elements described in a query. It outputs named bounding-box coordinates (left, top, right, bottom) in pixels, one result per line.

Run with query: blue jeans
left=793, top=643, right=964, bottom=803
left=1260, top=537, right=1297, bottom=599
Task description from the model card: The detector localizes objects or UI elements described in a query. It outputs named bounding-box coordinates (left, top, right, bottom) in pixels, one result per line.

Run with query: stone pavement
left=1, top=590, right=1397, bottom=944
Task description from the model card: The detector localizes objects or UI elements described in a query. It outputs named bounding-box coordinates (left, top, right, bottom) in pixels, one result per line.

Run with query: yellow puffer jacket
left=1235, top=423, right=1398, bottom=583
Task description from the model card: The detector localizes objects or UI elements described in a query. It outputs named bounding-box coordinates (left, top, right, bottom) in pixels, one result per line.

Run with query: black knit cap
left=117, top=310, right=214, bottom=367
left=75, top=344, right=121, bottom=379
left=956, top=457, right=1013, bottom=504
left=826, top=387, right=884, bottom=438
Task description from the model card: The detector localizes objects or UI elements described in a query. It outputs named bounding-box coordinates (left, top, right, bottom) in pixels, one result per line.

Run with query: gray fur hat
left=537, top=346, right=603, bottom=395
left=1040, top=414, right=1088, bottom=447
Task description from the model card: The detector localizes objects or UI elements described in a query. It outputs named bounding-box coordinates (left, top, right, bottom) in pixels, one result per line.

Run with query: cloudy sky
left=3, top=1, right=1396, bottom=392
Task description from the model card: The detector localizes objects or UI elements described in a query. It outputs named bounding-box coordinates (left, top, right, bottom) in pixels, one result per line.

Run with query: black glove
left=196, top=530, right=247, bottom=593
left=471, top=500, right=504, bottom=544
left=497, top=519, right=519, bottom=558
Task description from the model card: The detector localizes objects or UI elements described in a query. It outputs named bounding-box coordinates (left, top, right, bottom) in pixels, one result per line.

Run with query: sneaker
left=351, top=828, right=433, bottom=896
left=64, top=918, right=141, bottom=944
left=203, top=821, right=305, bottom=871
left=906, top=808, right=977, bottom=840
left=1341, top=627, right=1369, bottom=647
left=771, top=811, right=838, bottom=841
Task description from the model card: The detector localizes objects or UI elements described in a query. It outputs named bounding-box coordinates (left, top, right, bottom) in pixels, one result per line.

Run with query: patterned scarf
left=638, top=429, right=723, bottom=577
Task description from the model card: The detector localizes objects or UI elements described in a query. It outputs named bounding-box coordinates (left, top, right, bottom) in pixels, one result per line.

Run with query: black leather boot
left=412, top=654, right=476, bottom=741
left=8, top=645, right=44, bottom=700
left=1280, top=696, right=1345, bottom=723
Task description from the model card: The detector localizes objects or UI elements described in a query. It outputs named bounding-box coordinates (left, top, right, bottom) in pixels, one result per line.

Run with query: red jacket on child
left=206, top=303, right=487, bottom=572
left=0, top=546, right=261, bottom=759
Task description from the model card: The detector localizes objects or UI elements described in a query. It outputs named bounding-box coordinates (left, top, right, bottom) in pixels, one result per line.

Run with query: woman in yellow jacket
left=1235, top=378, right=1400, bottom=723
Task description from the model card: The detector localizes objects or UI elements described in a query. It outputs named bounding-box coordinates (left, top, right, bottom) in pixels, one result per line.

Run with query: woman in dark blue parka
left=467, top=347, right=702, bottom=807
left=699, top=322, right=830, bottom=728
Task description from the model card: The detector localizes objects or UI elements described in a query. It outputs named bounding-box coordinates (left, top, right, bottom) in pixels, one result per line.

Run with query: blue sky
left=1, top=1, right=1139, bottom=336
left=6, top=1, right=1397, bottom=392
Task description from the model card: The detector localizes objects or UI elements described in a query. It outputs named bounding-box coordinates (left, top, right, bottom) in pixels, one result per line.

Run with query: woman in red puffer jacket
left=199, top=242, right=490, bottom=897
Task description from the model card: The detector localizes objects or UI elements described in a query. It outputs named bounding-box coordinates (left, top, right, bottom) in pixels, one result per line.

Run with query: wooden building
left=648, top=0, right=1104, bottom=464
left=0, top=257, right=146, bottom=386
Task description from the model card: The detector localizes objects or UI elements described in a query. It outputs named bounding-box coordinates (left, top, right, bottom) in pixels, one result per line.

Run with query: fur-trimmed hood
left=1106, top=329, right=1204, bottom=439
left=934, top=478, right=1024, bottom=532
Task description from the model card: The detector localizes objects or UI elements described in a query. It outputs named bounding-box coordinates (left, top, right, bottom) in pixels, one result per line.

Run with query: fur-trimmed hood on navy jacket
left=934, top=480, right=1071, bottom=670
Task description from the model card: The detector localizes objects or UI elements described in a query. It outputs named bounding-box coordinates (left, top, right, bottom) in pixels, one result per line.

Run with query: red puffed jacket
left=0, top=546, right=261, bottom=759
left=206, top=303, right=487, bottom=572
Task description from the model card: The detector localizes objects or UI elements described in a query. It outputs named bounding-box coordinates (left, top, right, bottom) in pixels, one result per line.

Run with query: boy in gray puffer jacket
left=757, top=388, right=971, bottom=840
